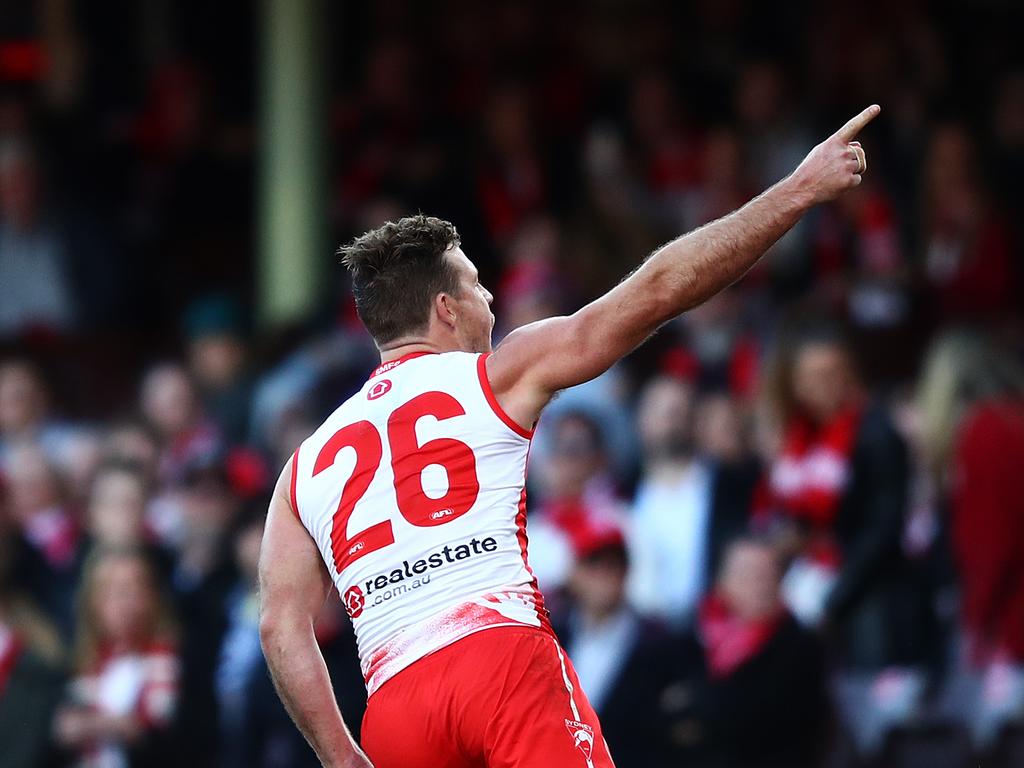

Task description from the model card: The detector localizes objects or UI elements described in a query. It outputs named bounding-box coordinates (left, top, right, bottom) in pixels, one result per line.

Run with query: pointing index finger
left=835, top=104, right=881, bottom=142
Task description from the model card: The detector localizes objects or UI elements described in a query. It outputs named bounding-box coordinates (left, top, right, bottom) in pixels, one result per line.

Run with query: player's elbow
left=258, top=596, right=294, bottom=652
left=258, top=606, right=281, bottom=652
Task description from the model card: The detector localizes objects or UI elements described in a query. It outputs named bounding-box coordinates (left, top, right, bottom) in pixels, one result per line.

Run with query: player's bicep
left=259, top=464, right=332, bottom=625
left=491, top=291, right=657, bottom=398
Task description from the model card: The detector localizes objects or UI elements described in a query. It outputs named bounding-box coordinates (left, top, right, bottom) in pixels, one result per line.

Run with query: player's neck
left=378, top=337, right=457, bottom=365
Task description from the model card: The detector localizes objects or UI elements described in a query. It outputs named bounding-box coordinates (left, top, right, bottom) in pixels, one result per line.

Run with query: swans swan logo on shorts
left=564, top=719, right=595, bottom=763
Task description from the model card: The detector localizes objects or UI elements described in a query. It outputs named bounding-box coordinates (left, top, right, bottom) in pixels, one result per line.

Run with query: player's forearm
left=626, top=174, right=812, bottom=325
left=260, top=616, right=368, bottom=768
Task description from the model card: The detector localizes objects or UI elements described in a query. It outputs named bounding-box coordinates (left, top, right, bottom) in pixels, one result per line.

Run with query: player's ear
left=436, top=292, right=458, bottom=329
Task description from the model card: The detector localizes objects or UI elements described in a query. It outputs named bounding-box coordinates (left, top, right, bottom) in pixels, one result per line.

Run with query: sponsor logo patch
left=343, top=585, right=365, bottom=618
left=367, top=379, right=392, bottom=400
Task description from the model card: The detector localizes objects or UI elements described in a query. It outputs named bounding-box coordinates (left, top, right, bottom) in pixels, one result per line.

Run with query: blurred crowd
left=1, top=1, right=1024, bottom=767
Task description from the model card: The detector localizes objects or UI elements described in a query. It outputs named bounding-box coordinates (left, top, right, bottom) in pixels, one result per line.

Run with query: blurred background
left=1, top=1, right=1023, bottom=767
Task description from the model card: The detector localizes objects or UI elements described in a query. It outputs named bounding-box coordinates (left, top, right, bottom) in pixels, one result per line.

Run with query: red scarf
left=768, top=404, right=863, bottom=529
left=699, top=594, right=783, bottom=678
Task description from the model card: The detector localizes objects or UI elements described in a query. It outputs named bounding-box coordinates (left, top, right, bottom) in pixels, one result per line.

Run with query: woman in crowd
left=758, top=321, right=933, bottom=751
left=53, top=547, right=179, bottom=767
left=918, top=330, right=1024, bottom=747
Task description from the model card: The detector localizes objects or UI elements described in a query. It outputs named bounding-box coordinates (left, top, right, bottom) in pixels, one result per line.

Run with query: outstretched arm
left=259, top=462, right=372, bottom=768
left=487, top=105, right=880, bottom=428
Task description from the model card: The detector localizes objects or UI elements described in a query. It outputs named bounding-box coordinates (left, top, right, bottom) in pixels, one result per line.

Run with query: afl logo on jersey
left=367, top=379, right=392, bottom=400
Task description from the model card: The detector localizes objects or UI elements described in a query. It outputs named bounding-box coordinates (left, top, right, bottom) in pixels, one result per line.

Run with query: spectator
left=0, top=139, right=75, bottom=337
left=216, top=505, right=266, bottom=766
left=556, top=517, right=679, bottom=768
left=528, top=410, right=624, bottom=597
left=169, top=454, right=239, bottom=768
left=0, top=524, right=65, bottom=768
left=183, top=296, right=255, bottom=447
left=918, top=330, right=1024, bottom=746
left=627, top=376, right=758, bottom=627
left=476, top=83, right=547, bottom=245
left=84, top=459, right=151, bottom=550
left=139, top=363, right=221, bottom=489
left=0, top=359, right=81, bottom=472
left=761, top=323, right=933, bottom=751
left=53, top=547, right=179, bottom=767
left=668, top=536, right=831, bottom=768
left=5, top=443, right=80, bottom=637
left=81, top=458, right=173, bottom=583
left=921, top=124, right=1015, bottom=323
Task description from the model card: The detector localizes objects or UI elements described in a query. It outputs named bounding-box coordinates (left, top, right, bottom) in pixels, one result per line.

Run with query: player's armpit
left=259, top=463, right=373, bottom=768
left=486, top=304, right=655, bottom=429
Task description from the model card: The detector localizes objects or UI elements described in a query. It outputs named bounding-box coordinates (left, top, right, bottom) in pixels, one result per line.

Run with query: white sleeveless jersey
left=290, top=350, right=551, bottom=695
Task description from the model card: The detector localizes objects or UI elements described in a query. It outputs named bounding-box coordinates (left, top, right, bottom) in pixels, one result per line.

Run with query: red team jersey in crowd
left=290, top=350, right=613, bottom=766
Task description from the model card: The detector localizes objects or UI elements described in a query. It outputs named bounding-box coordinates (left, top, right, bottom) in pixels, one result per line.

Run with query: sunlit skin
left=380, top=246, right=495, bottom=355
left=444, top=247, right=496, bottom=354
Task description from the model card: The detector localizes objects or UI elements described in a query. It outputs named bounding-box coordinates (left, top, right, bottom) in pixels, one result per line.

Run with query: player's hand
left=789, top=104, right=880, bottom=204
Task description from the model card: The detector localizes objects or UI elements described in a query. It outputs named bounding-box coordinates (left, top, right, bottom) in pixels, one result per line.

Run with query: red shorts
left=361, top=626, right=615, bottom=768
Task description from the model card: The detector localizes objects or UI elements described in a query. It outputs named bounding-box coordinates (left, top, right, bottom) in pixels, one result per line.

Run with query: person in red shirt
left=917, top=330, right=1024, bottom=745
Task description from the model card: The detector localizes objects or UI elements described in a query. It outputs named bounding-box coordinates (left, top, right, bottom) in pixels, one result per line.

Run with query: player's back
left=291, top=350, right=550, bottom=695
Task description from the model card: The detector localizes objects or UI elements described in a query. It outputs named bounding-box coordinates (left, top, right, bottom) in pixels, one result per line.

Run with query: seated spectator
left=921, top=124, right=1015, bottom=323
left=0, top=139, right=76, bottom=338
left=0, top=525, right=65, bottom=768
left=183, top=296, right=255, bottom=446
left=760, top=323, right=933, bottom=752
left=761, top=324, right=928, bottom=653
left=0, top=359, right=82, bottom=472
left=139, top=363, right=221, bottom=489
left=667, top=536, right=831, bottom=768
left=85, top=459, right=152, bottom=549
left=918, top=330, right=1024, bottom=747
left=216, top=505, right=266, bottom=766
left=168, top=452, right=241, bottom=768
left=556, top=517, right=679, bottom=768
left=627, top=376, right=758, bottom=627
left=528, top=410, right=625, bottom=597
left=80, top=459, right=173, bottom=579
left=5, top=443, right=81, bottom=637
left=53, top=547, right=179, bottom=767
left=101, top=421, right=161, bottom=480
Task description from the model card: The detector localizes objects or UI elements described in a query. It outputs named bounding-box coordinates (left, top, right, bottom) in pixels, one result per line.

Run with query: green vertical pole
left=259, top=0, right=326, bottom=327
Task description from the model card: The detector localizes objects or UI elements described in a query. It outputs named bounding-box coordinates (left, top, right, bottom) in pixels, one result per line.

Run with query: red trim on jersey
left=370, top=351, right=435, bottom=379
left=516, top=439, right=551, bottom=632
left=289, top=447, right=301, bottom=520
left=476, top=353, right=534, bottom=439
